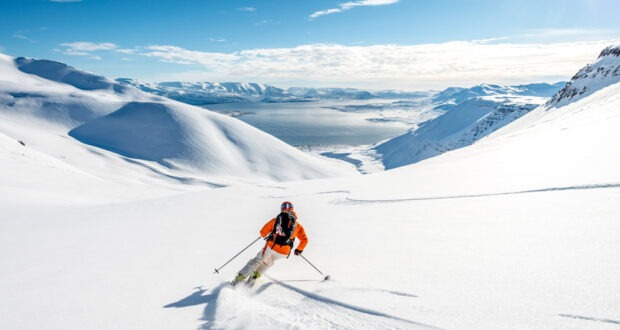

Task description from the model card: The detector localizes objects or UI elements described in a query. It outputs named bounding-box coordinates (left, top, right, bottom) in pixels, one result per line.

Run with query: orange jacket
left=260, top=212, right=308, bottom=256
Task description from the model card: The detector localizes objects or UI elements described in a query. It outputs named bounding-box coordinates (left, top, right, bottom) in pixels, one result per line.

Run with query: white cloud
left=143, top=45, right=239, bottom=66
left=514, top=28, right=620, bottom=42
left=138, top=40, right=620, bottom=90
left=237, top=7, right=256, bottom=12
left=59, top=42, right=133, bottom=59
left=309, top=0, right=399, bottom=19
left=61, top=42, right=118, bottom=52
left=62, top=49, right=91, bottom=56
left=116, top=48, right=138, bottom=55
left=13, top=33, right=36, bottom=43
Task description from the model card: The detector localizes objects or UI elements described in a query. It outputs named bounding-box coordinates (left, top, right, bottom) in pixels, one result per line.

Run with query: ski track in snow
left=315, top=190, right=351, bottom=195
left=341, top=183, right=620, bottom=204
left=558, top=314, right=620, bottom=325
left=266, top=190, right=350, bottom=200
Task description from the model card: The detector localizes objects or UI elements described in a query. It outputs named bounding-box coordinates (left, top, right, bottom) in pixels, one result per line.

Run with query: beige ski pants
left=238, top=244, right=287, bottom=277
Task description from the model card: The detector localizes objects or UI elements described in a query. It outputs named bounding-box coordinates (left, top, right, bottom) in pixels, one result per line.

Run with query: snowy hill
left=0, top=54, right=356, bottom=190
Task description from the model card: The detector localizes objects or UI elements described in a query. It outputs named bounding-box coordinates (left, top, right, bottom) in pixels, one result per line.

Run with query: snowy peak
left=598, top=44, right=620, bottom=58
left=547, top=44, right=620, bottom=107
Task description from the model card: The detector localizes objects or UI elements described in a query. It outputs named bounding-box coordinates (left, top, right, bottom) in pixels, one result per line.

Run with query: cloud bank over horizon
left=43, top=36, right=620, bottom=90
left=135, top=39, right=616, bottom=90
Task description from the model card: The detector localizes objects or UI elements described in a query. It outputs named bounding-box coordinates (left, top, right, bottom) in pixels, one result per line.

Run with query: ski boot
left=246, top=271, right=260, bottom=287
left=230, top=273, right=246, bottom=286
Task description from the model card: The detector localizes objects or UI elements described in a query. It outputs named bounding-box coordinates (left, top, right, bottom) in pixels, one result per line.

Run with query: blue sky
left=2, top=0, right=620, bottom=90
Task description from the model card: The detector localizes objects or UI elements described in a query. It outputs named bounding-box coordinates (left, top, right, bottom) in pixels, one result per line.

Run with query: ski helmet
left=281, top=201, right=294, bottom=211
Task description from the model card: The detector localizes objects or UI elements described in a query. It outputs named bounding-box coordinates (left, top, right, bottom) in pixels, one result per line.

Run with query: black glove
left=294, top=249, right=303, bottom=256
left=264, top=233, right=273, bottom=241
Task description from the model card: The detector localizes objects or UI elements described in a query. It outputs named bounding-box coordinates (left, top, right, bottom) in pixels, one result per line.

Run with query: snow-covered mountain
left=118, top=79, right=431, bottom=104
left=0, top=54, right=356, bottom=188
left=286, top=87, right=428, bottom=100
left=116, top=79, right=293, bottom=104
left=369, top=81, right=566, bottom=170
left=547, top=44, right=620, bottom=107
left=434, top=82, right=565, bottom=102
left=372, top=47, right=620, bottom=170
left=431, top=82, right=565, bottom=111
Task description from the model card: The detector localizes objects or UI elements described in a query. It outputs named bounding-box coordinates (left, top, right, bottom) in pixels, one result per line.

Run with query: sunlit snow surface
left=1, top=51, right=619, bottom=329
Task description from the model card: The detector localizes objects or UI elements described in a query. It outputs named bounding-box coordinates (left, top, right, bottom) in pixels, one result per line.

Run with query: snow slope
left=0, top=54, right=356, bottom=190
left=1, top=47, right=619, bottom=330
left=373, top=95, right=548, bottom=169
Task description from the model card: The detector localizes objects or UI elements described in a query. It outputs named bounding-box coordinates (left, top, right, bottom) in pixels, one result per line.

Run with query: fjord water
left=206, top=100, right=410, bottom=146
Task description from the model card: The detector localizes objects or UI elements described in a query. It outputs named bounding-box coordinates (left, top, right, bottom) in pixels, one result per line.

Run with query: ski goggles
left=281, top=202, right=294, bottom=210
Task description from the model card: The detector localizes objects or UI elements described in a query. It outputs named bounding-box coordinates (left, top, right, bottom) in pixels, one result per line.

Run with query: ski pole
left=213, top=236, right=262, bottom=274
left=299, top=254, right=330, bottom=280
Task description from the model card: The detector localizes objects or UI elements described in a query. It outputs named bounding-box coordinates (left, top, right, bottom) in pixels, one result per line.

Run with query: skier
left=231, top=201, right=308, bottom=286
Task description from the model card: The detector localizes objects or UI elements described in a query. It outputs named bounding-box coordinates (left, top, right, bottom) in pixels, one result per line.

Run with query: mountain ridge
left=118, top=77, right=566, bottom=106
left=547, top=44, right=620, bottom=107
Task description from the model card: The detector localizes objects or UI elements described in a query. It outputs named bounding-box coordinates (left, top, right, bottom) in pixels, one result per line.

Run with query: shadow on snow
left=164, top=280, right=438, bottom=329
left=164, top=284, right=225, bottom=329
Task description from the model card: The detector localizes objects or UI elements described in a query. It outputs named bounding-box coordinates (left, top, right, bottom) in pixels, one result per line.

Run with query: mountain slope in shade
left=373, top=95, right=547, bottom=169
